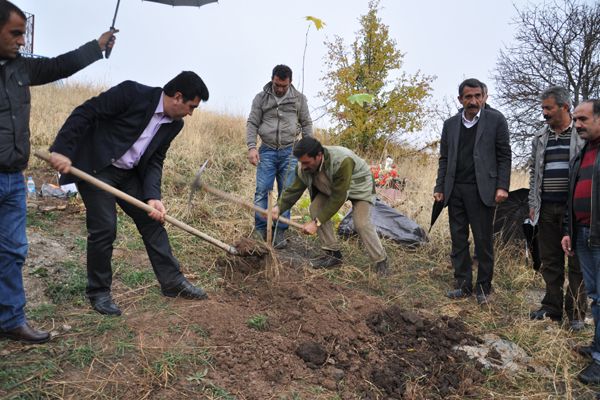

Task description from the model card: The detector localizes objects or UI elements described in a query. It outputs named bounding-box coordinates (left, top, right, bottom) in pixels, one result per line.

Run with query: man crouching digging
left=271, top=137, right=389, bottom=276
left=47, top=72, right=210, bottom=316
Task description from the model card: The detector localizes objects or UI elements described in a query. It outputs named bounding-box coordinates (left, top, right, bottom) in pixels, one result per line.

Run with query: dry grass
left=7, top=83, right=598, bottom=399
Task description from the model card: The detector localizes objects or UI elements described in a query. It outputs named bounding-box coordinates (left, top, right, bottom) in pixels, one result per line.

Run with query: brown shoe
left=0, top=322, right=50, bottom=344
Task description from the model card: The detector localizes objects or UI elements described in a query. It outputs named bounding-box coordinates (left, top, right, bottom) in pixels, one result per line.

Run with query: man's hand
left=433, top=192, right=444, bottom=202
left=495, top=188, right=509, bottom=203
left=247, top=148, right=259, bottom=166
left=302, top=219, right=318, bottom=235
left=271, top=205, right=280, bottom=221
left=561, top=235, right=574, bottom=256
left=48, top=152, right=72, bottom=174
left=529, top=208, right=535, bottom=222
left=147, top=199, right=166, bottom=224
left=98, top=29, right=118, bottom=52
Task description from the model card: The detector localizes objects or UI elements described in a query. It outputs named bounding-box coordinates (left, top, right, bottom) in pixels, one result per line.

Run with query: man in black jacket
left=561, top=99, right=600, bottom=384
left=48, top=72, right=209, bottom=317
left=0, top=1, right=115, bottom=344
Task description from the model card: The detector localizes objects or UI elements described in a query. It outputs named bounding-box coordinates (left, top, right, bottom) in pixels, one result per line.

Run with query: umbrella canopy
left=104, top=0, right=218, bottom=58
left=142, top=0, right=218, bottom=7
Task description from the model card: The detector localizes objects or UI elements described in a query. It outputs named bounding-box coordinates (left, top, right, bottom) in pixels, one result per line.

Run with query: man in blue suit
left=434, top=78, right=512, bottom=305
left=48, top=71, right=209, bottom=316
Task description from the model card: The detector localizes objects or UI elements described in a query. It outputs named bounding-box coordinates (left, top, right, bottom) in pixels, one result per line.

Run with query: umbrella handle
left=105, top=0, right=120, bottom=59
left=104, top=28, right=116, bottom=59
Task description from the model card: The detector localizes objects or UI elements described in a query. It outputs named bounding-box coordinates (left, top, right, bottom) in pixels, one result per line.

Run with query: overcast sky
left=18, top=0, right=539, bottom=128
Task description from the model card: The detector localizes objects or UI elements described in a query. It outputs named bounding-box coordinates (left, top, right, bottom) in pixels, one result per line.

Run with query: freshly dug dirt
left=366, top=305, right=485, bottom=398
left=17, top=192, right=486, bottom=399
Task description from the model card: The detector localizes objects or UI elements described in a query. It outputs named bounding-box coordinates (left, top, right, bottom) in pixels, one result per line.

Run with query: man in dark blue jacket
left=0, top=1, right=115, bottom=344
left=48, top=72, right=209, bottom=317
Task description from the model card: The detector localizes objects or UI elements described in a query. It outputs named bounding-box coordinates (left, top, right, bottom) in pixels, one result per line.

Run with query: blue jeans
left=254, top=145, right=296, bottom=232
left=576, top=226, right=600, bottom=363
left=0, top=172, right=28, bottom=330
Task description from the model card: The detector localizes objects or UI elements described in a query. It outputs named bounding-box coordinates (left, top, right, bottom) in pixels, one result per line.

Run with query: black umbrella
left=493, top=188, right=530, bottom=242
left=429, top=200, right=444, bottom=233
left=104, top=0, right=218, bottom=58
left=522, top=219, right=541, bottom=271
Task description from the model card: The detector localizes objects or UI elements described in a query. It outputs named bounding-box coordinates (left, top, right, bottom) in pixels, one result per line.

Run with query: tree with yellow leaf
left=320, top=0, right=434, bottom=154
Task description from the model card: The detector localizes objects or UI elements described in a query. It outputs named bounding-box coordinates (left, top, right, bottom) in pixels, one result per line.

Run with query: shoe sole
left=92, top=306, right=122, bottom=316
left=0, top=333, right=51, bottom=344
left=162, top=291, right=208, bottom=300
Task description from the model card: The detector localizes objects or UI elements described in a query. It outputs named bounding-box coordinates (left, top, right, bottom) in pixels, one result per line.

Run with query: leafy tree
left=319, top=0, right=434, bottom=154
left=493, top=0, right=600, bottom=160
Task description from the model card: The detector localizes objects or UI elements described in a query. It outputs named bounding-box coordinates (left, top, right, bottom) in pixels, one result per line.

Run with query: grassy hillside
left=0, top=83, right=597, bottom=399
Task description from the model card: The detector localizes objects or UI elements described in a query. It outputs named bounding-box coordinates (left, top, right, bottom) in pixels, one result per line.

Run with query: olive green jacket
left=279, top=146, right=375, bottom=223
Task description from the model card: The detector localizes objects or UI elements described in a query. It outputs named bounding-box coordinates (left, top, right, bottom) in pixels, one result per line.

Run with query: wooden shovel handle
left=201, top=184, right=305, bottom=230
left=34, top=150, right=239, bottom=255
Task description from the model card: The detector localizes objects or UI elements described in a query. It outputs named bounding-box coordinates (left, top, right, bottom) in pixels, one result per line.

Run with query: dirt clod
left=296, top=341, right=328, bottom=368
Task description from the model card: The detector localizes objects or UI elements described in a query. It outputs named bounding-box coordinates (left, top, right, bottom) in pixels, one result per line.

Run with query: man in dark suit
left=47, top=71, right=209, bottom=316
left=434, top=78, right=511, bottom=305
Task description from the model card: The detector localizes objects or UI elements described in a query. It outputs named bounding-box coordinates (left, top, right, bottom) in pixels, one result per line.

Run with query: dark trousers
left=78, top=166, right=185, bottom=299
left=538, top=202, right=587, bottom=320
left=448, top=183, right=495, bottom=294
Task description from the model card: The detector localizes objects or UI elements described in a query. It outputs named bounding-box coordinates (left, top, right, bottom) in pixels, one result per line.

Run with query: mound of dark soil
left=366, top=305, right=485, bottom=398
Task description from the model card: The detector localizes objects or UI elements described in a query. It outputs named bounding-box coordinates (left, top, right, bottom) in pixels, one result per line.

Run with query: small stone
left=62, top=324, right=72, bottom=331
left=321, top=378, right=337, bottom=391
left=331, top=368, right=345, bottom=382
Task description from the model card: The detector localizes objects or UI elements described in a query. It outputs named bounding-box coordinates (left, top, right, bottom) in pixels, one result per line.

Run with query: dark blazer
left=50, top=80, right=183, bottom=201
left=434, top=108, right=511, bottom=207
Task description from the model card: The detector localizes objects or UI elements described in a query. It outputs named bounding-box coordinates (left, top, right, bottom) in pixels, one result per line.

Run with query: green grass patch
left=189, top=324, right=210, bottom=338
left=247, top=314, right=269, bottom=331
left=26, top=210, right=59, bottom=230
left=45, top=260, right=87, bottom=305
left=74, top=236, right=87, bottom=252
left=0, top=357, right=58, bottom=392
left=119, top=269, right=155, bottom=288
left=26, top=303, right=57, bottom=321
left=66, top=342, right=98, bottom=368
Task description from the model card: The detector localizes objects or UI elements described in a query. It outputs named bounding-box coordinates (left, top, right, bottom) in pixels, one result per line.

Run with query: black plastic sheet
left=337, top=198, right=428, bottom=246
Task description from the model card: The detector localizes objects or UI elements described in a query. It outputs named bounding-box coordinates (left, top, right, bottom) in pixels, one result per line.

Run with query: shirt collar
left=461, top=109, right=481, bottom=124
left=548, top=118, right=573, bottom=135
left=156, top=92, right=172, bottom=121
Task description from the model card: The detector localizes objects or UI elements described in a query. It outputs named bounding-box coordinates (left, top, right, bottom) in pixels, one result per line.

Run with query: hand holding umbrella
left=104, top=0, right=121, bottom=59
left=429, top=192, right=445, bottom=233
left=98, top=29, right=118, bottom=57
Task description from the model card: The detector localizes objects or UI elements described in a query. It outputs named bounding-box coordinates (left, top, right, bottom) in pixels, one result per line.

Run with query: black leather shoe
left=579, top=361, right=600, bottom=384
left=529, top=308, right=561, bottom=322
left=375, top=258, right=390, bottom=277
left=162, top=280, right=208, bottom=300
left=90, top=296, right=122, bottom=316
left=311, top=250, right=343, bottom=269
left=446, top=288, right=472, bottom=299
left=577, top=345, right=594, bottom=358
left=0, top=322, right=50, bottom=344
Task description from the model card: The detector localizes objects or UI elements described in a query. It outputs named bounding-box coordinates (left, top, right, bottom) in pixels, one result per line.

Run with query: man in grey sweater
left=246, top=65, right=312, bottom=248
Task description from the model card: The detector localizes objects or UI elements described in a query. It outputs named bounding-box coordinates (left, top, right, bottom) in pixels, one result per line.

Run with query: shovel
left=189, top=161, right=305, bottom=231
left=34, top=150, right=267, bottom=257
